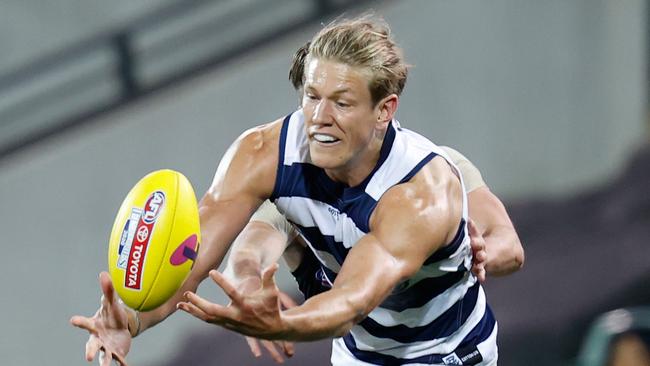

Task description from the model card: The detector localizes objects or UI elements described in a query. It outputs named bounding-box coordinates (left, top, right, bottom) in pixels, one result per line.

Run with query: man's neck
left=324, top=134, right=384, bottom=187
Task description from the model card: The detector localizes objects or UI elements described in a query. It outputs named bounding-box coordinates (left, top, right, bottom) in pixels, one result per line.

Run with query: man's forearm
left=483, top=225, right=524, bottom=276
left=280, top=286, right=365, bottom=341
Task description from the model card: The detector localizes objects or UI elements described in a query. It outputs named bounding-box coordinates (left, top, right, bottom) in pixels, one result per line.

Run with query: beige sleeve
left=441, top=146, right=486, bottom=193
left=249, top=200, right=298, bottom=240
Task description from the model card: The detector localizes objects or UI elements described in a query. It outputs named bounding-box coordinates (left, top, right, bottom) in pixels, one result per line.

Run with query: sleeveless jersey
left=270, top=110, right=498, bottom=365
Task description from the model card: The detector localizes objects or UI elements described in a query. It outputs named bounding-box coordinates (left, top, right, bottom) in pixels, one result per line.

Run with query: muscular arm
left=136, top=120, right=281, bottom=333
left=468, top=186, right=524, bottom=276
left=443, top=146, right=524, bottom=276
left=280, top=157, right=463, bottom=340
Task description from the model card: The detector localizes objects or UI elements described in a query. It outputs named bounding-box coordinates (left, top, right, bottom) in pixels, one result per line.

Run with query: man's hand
left=178, top=264, right=289, bottom=339
left=468, top=219, right=487, bottom=283
left=230, top=270, right=297, bottom=363
left=70, top=272, right=132, bottom=366
left=245, top=291, right=297, bottom=363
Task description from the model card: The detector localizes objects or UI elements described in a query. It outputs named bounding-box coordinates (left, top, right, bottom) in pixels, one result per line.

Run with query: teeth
left=313, top=134, right=338, bottom=143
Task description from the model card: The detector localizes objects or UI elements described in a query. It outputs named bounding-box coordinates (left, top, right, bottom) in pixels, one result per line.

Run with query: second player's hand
left=245, top=291, right=297, bottom=363
left=468, top=219, right=487, bottom=283
left=178, top=264, right=289, bottom=339
left=70, top=272, right=132, bottom=366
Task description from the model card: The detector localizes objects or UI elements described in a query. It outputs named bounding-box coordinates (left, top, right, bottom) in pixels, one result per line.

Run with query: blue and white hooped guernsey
left=270, top=110, right=498, bottom=366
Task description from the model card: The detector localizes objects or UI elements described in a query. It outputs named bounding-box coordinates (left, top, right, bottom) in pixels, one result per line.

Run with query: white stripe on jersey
left=275, top=196, right=366, bottom=251
left=477, top=323, right=499, bottom=365
left=283, top=109, right=310, bottom=165
left=347, top=286, right=487, bottom=359
left=364, top=126, right=434, bottom=201
left=367, top=276, right=477, bottom=328
left=408, top=242, right=473, bottom=287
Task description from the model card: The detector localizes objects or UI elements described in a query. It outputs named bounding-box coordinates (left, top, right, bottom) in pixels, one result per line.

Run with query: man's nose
left=312, top=100, right=333, bottom=126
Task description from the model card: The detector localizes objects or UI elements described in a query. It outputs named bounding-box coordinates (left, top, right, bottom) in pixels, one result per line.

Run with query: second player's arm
left=468, top=186, right=524, bottom=276
left=222, top=219, right=293, bottom=293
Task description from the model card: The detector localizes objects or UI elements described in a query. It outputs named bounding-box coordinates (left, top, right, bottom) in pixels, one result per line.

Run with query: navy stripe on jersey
left=343, top=302, right=496, bottom=365
left=379, top=270, right=467, bottom=312
left=297, top=226, right=350, bottom=265
left=274, top=163, right=380, bottom=232
left=424, top=219, right=466, bottom=265
left=272, top=162, right=341, bottom=206
left=340, top=192, right=378, bottom=233
left=359, top=282, right=479, bottom=343
left=398, top=152, right=438, bottom=184
left=271, top=114, right=291, bottom=201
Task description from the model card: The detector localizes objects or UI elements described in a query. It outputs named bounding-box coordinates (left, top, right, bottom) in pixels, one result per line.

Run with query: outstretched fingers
left=245, top=337, right=287, bottom=364
left=467, top=220, right=487, bottom=282
left=262, top=340, right=286, bottom=363
left=70, top=315, right=95, bottom=333
left=98, top=272, right=128, bottom=329
left=246, top=336, right=263, bottom=357
left=179, top=292, right=236, bottom=325
left=85, top=337, right=102, bottom=362
left=99, top=350, right=115, bottom=366
left=99, top=272, right=116, bottom=309
left=280, top=340, right=295, bottom=359
left=209, top=270, right=245, bottom=305
left=111, top=349, right=129, bottom=366
left=467, top=218, right=479, bottom=236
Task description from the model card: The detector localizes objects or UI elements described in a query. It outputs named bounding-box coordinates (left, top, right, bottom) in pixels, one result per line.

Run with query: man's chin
left=309, top=151, right=342, bottom=170
left=310, top=157, right=338, bottom=169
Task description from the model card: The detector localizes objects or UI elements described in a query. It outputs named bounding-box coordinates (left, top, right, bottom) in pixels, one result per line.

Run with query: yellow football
left=108, top=169, right=200, bottom=311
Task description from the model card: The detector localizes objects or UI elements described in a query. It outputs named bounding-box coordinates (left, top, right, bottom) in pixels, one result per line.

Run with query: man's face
left=302, top=58, right=379, bottom=172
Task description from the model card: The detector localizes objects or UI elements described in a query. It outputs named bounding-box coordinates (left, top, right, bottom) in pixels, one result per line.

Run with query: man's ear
left=376, top=94, right=399, bottom=128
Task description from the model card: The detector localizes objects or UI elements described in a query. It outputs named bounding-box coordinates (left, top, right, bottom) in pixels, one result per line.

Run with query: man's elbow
left=512, top=240, right=525, bottom=270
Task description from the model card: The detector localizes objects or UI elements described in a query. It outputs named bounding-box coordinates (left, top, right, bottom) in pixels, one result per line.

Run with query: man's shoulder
left=372, top=156, right=462, bottom=238
left=237, top=117, right=284, bottom=153
left=222, top=117, right=284, bottom=199
left=388, top=156, right=459, bottom=203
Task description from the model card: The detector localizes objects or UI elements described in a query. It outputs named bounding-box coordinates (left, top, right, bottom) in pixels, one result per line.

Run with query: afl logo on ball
left=123, top=191, right=164, bottom=291
left=143, top=191, right=165, bottom=224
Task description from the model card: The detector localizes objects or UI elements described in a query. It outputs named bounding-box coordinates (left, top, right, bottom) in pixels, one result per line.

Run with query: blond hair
left=302, top=15, right=409, bottom=105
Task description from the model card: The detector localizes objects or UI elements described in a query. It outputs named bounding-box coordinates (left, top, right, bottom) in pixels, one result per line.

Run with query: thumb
left=99, top=272, right=116, bottom=304
left=262, top=263, right=279, bottom=289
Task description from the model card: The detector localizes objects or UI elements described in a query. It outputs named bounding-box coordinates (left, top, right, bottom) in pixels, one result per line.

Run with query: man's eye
left=336, top=101, right=349, bottom=108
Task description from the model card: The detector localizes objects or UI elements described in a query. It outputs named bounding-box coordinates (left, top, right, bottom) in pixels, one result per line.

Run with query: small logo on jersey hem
left=442, top=346, right=483, bottom=365
left=442, top=353, right=463, bottom=365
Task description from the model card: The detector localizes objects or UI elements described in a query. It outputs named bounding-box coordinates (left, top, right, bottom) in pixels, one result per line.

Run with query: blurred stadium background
left=0, top=0, right=648, bottom=365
